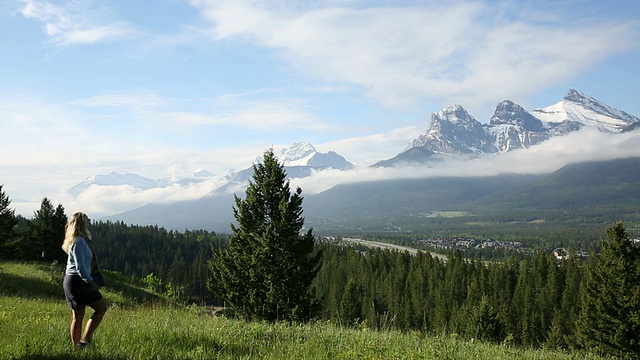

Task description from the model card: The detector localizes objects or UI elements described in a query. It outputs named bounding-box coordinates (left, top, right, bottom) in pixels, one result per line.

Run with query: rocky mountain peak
left=433, top=104, right=474, bottom=124
left=490, top=100, right=545, bottom=132
left=533, top=88, right=639, bottom=132
left=281, top=141, right=317, bottom=164
left=401, top=104, right=494, bottom=157
left=429, top=105, right=484, bottom=135
left=563, top=88, right=639, bottom=124
left=274, top=141, right=355, bottom=170
left=562, top=88, right=612, bottom=115
left=563, top=88, right=588, bottom=103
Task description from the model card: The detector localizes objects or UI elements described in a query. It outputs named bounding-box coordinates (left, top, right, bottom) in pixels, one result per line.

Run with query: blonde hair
left=61, top=212, right=92, bottom=254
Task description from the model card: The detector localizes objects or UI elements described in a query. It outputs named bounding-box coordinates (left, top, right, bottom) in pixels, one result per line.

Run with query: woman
left=61, top=212, right=108, bottom=349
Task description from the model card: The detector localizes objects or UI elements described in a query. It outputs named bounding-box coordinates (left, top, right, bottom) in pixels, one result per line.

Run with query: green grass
left=0, top=261, right=612, bottom=359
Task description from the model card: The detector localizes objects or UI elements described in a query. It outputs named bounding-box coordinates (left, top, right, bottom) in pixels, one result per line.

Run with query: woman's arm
left=71, top=237, right=94, bottom=283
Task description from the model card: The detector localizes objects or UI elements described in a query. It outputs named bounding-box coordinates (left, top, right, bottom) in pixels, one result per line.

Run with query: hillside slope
left=463, top=157, right=640, bottom=211
left=0, top=262, right=610, bottom=360
left=304, top=157, right=640, bottom=232
left=0, top=261, right=164, bottom=306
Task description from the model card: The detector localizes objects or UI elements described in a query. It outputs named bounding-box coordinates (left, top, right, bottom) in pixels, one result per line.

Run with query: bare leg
left=81, top=298, right=108, bottom=343
left=70, top=306, right=86, bottom=346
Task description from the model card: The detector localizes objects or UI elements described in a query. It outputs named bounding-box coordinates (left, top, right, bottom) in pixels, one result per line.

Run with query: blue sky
left=1, top=0, right=639, bottom=217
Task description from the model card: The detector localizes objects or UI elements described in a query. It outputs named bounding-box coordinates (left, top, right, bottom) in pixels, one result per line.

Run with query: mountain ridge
left=68, top=141, right=355, bottom=195
left=377, top=89, right=639, bottom=167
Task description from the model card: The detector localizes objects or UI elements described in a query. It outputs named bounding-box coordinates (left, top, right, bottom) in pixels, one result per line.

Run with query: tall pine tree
left=578, top=222, right=640, bottom=358
left=209, top=149, right=322, bottom=321
left=31, top=198, right=55, bottom=261
left=52, top=204, right=68, bottom=262
left=31, top=198, right=66, bottom=262
left=0, top=185, right=18, bottom=258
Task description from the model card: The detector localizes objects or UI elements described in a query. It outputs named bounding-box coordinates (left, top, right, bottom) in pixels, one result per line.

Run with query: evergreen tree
left=340, top=277, right=363, bottom=326
left=30, top=198, right=66, bottom=262
left=512, top=256, right=538, bottom=345
left=209, top=149, right=322, bottom=321
left=549, top=250, right=583, bottom=349
left=0, top=185, right=18, bottom=258
left=52, top=204, right=68, bottom=262
left=469, top=296, right=502, bottom=343
left=30, top=198, right=56, bottom=261
left=577, top=222, right=640, bottom=358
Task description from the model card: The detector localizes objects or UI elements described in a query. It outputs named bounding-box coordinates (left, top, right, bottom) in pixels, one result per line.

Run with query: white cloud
left=19, top=0, right=139, bottom=45
left=191, top=1, right=639, bottom=114
left=55, top=177, right=228, bottom=216
left=71, top=94, right=171, bottom=109
left=317, top=126, right=422, bottom=166
left=0, top=100, right=88, bottom=162
left=161, top=101, right=335, bottom=132
left=71, top=92, right=339, bottom=132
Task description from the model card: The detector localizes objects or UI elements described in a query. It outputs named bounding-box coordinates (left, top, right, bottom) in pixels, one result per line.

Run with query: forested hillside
left=304, top=157, right=640, bottom=235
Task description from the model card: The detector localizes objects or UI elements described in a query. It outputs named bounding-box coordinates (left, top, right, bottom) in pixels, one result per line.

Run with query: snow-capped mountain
left=67, top=170, right=216, bottom=196
left=533, top=88, right=640, bottom=133
left=397, top=101, right=546, bottom=159
left=68, top=142, right=355, bottom=199
left=622, top=122, right=640, bottom=133
left=192, top=168, right=215, bottom=178
left=209, top=142, right=355, bottom=195
left=378, top=89, right=639, bottom=166
left=279, top=141, right=317, bottom=166
left=278, top=141, right=355, bottom=170
left=485, top=100, right=549, bottom=152
left=404, top=105, right=494, bottom=155
left=68, top=172, right=163, bottom=196
left=175, top=169, right=217, bottom=187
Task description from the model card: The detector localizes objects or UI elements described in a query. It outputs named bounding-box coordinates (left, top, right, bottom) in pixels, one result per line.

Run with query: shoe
left=76, top=341, right=88, bottom=349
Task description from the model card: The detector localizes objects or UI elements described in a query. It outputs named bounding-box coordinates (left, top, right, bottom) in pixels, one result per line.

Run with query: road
left=341, top=238, right=448, bottom=261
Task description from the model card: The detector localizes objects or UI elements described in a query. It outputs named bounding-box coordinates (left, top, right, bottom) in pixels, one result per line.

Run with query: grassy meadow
left=0, top=261, right=613, bottom=359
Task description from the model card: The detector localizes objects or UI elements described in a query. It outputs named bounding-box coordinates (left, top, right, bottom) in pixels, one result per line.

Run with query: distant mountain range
left=72, top=88, right=640, bottom=232
left=69, top=141, right=354, bottom=196
left=67, top=169, right=217, bottom=196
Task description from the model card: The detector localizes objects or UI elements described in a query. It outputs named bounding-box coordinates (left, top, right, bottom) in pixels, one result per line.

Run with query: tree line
left=0, top=191, right=67, bottom=264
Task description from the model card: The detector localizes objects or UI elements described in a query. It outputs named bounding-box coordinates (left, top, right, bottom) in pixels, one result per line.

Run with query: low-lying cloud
left=56, top=177, right=229, bottom=217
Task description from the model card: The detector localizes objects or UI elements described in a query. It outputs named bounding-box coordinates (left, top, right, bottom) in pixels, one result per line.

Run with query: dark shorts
left=63, top=274, right=103, bottom=309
